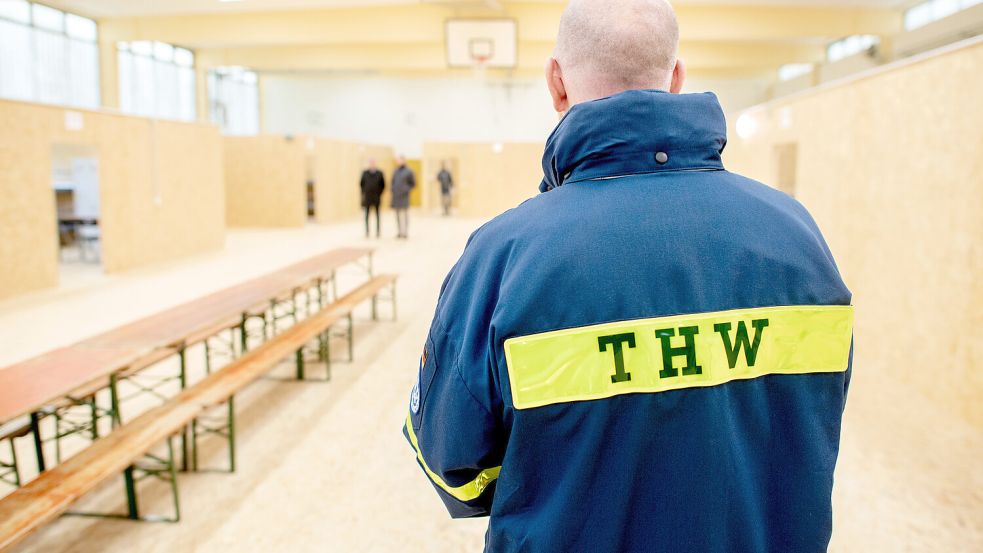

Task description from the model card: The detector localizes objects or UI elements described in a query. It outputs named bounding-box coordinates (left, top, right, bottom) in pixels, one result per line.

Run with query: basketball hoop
left=471, top=54, right=490, bottom=81
left=446, top=19, right=517, bottom=78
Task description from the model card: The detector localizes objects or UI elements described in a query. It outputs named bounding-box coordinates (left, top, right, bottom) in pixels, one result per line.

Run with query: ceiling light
left=736, top=113, right=759, bottom=140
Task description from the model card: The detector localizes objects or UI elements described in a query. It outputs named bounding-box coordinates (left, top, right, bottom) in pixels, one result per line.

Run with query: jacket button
left=655, top=152, right=669, bottom=164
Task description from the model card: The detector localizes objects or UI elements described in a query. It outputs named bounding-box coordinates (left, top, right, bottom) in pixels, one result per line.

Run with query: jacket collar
left=540, top=90, right=728, bottom=192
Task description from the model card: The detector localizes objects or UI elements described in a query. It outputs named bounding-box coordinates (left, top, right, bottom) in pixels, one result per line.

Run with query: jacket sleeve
left=408, top=170, right=416, bottom=189
left=403, top=249, right=505, bottom=518
left=359, top=171, right=365, bottom=191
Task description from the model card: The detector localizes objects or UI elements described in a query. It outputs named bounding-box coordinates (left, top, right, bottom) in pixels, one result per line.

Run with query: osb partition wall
left=105, top=119, right=225, bottom=272
left=0, top=100, right=225, bottom=299
left=422, top=142, right=544, bottom=219
left=723, top=39, right=983, bottom=426
left=0, top=102, right=59, bottom=299
left=311, top=139, right=393, bottom=224
left=224, top=135, right=307, bottom=227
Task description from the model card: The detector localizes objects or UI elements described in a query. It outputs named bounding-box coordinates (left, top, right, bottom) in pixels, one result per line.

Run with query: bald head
left=546, top=0, right=684, bottom=112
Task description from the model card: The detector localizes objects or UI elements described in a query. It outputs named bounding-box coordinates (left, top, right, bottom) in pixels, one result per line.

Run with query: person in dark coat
left=391, top=156, right=416, bottom=239
left=403, top=1, right=854, bottom=551
left=360, top=159, right=385, bottom=238
left=437, top=161, right=454, bottom=216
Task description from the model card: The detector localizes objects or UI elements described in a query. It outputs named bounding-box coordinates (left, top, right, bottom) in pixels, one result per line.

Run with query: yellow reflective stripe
left=404, top=413, right=501, bottom=502
left=505, top=305, right=853, bottom=410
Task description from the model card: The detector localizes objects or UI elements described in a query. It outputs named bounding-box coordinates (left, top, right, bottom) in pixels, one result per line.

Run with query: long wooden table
left=0, top=247, right=372, bottom=474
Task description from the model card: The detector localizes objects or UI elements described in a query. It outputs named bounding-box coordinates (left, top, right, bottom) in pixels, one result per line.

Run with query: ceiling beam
left=194, top=40, right=824, bottom=75
left=98, top=4, right=902, bottom=49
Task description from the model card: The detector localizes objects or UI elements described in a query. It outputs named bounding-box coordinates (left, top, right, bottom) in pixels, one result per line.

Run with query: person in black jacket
left=360, top=159, right=385, bottom=238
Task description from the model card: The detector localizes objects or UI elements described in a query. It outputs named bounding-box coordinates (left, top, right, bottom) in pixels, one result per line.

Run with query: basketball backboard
left=445, top=19, right=518, bottom=69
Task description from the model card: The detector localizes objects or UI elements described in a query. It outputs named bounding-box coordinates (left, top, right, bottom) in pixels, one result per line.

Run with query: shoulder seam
left=454, top=357, right=496, bottom=420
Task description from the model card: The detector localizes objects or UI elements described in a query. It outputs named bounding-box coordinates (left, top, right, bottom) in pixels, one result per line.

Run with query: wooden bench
left=0, top=249, right=373, bottom=478
left=0, top=275, right=397, bottom=552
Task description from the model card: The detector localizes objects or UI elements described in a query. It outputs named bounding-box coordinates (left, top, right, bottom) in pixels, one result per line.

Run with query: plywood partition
left=224, top=136, right=307, bottom=227
left=0, top=102, right=59, bottom=299
left=422, top=142, right=543, bottom=219
left=0, top=99, right=225, bottom=299
left=310, top=139, right=393, bottom=224
left=103, top=119, right=225, bottom=272
left=723, top=38, right=983, bottom=426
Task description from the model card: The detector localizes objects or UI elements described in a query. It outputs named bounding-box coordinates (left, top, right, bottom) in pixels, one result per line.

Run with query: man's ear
left=669, top=58, right=686, bottom=94
left=545, top=57, right=570, bottom=114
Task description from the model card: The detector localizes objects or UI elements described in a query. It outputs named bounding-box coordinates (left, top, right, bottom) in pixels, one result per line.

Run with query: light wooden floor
left=1, top=213, right=979, bottom=552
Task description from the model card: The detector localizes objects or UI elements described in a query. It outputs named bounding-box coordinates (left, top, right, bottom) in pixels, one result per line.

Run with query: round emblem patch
left=410, top=380, right=421, bottom=414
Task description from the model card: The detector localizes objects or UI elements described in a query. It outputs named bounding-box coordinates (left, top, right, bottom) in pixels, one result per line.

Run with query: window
left=826, top=35, right=880, bottom=63
left=0, top=1, right=100, bottom=108
left=904, top=0, right=983, bottom=31
left=208, top=67, right=259, bottom=135
left=778, top=63, right=813, bottom=82
left=118, top=41, right=196, bottom=121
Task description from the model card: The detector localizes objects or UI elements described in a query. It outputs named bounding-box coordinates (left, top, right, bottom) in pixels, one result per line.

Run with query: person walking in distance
left=359, top=159, right=385, bottom=238
left=391, top=156, right=416, bottom=239
left=403, top=1, right=854, bottom=551
left=437, top=161, right=454, bottom=216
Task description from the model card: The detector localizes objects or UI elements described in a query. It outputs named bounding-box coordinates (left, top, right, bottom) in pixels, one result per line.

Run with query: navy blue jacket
left=405, top=90, right=853, bottom=553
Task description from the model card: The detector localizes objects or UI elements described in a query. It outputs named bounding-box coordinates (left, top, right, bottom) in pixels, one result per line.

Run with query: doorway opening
left=52, top=144, right=101, bottom=269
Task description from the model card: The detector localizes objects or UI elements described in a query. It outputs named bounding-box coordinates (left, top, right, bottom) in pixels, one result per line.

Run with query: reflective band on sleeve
left=504, top=305, right=853, bottom=410
left=404, top=413, right=501, bottom=502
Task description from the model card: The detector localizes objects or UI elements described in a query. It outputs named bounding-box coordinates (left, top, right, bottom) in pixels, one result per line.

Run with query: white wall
left=263, top=75, right=558, bottom=158
left=262, top=75, right=771, bottom=157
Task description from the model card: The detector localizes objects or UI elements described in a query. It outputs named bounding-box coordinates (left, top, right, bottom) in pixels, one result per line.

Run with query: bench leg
left=189, top=398, right=235, bottom=474
left=66, top=440, right=180, bottom=522
left=291, top=290, right=300, bottom=324
left=168, top=436, right=181, bottom=522
left=371, top=295, right=378, bottom=321
left=54, top=411, right=63, bottom=464
left=49, top=393, right=108, bottom=467
left=228, top=396, right=236, bottom=473
left=317, top=330, right=327, bottom=363
left=305, top=284, right=313, bottom=318
left=296, top=349, right=305, bottom=380
left=90, top=394, right=100, bottom=440
left=9, top=437, right=20, bottom=487
left=0, top=437, right=19, bottom=487
left=191, top=419, right=199, bottom=472
left=30, top=411, right=46, bottom=473
left=124, top=466, right=139, bottom=520
left=239, top=313, right=249, bottom=353
left=179, top=348, right=189, bottom=472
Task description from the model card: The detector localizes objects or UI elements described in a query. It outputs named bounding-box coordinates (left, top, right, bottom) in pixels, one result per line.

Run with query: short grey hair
left=555, top=0, right=679, bottom=89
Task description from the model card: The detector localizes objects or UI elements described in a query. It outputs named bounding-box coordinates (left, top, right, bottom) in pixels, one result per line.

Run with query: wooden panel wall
left=311, top=140, right=393, bottom=224
left=0, top=102, right=59, bottom=299
left=0, top=100, right=225, bottom=299
left=224, top=135, right=307, bottom=227
left=723, top=39, right=983, bottom=426
left=422, top=142, right=543, bottom=218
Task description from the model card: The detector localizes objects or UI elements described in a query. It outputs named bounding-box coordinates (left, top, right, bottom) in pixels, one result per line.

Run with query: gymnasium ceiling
left=42, top=0, right=913, bottom=80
